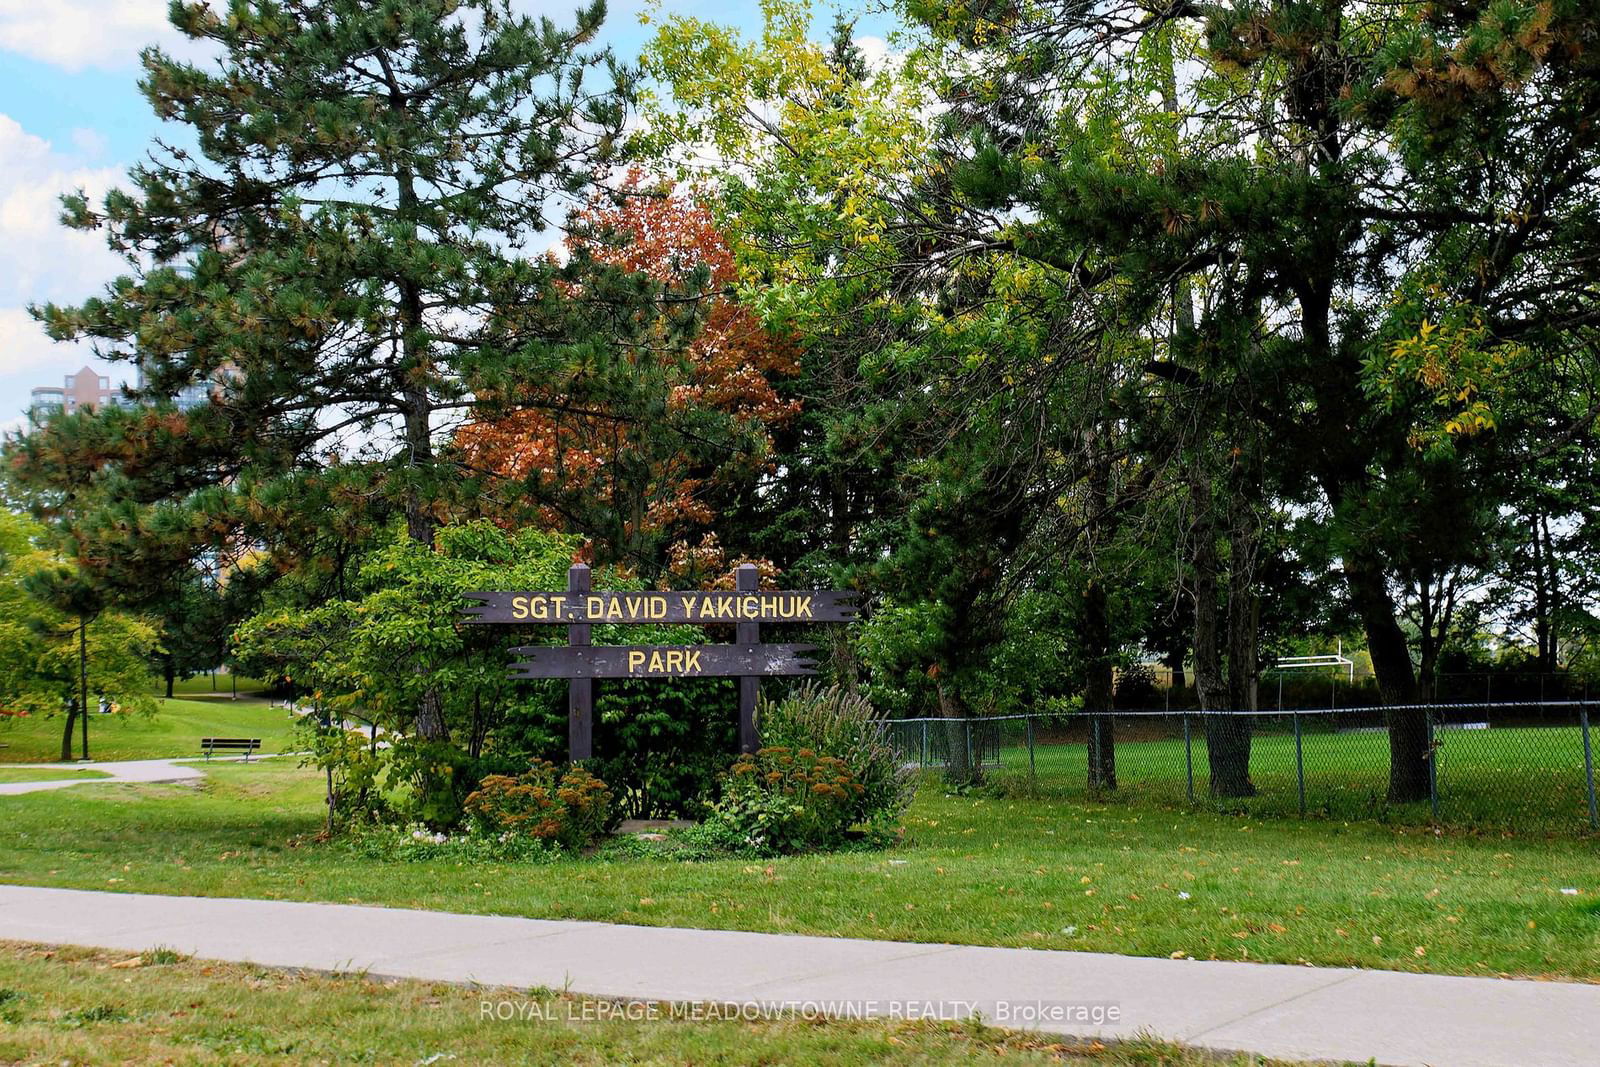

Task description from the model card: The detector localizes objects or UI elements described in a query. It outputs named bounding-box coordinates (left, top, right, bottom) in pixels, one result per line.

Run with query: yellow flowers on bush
left=711, top=746, right=867, bottom=854
left=464, top=760, right=614, bottom=852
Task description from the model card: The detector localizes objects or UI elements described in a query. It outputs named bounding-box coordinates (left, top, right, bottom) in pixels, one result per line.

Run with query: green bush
left=589, top=676, right=739, bottom=820
left=706, top=746, right=863, bottom=854
left=490, top=676, right=739, bottom=822
left=755, top=684, right=917, bottom=827
left=463, top=760, right=615, bottom=851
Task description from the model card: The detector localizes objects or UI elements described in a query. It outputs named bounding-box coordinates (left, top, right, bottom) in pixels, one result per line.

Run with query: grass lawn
left=0, top=942, right=1270, bottom=1066
left=0, top=767, right=111, bottom=784
left=2, top=761, right=1597, bottom=982
left=0, top=695, right=299, bottom=764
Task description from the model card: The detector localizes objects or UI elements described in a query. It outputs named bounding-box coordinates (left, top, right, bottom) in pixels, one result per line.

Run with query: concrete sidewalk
left=2, top=886, right=1595, bottom=1065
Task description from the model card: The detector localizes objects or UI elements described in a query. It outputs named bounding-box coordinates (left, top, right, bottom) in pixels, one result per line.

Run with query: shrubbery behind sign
left=462, top=563, right=857, bottom=760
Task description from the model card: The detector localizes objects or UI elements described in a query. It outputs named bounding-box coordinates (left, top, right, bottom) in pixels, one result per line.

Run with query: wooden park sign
left=462, top=563, right=857, bottom=760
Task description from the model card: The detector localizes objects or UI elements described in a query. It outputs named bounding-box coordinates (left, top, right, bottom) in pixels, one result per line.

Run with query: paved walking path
left=0, top=752, right=288, bottom=796
left=0, top=758, right=208, bottom=796
left=1, top=886, right=1594, bottom=1066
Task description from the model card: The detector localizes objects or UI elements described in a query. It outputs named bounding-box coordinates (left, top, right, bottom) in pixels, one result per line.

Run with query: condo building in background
left=28, top=364, right=220, bottom=421
left=28, top=365, right=120, bottom=419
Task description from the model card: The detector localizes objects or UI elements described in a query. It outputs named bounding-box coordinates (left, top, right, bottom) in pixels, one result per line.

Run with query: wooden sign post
left=567, top=563, right=593, bottom=761
left=736, top=564, right=761, bottom=754
left=463, top=563, right=857, bottom=760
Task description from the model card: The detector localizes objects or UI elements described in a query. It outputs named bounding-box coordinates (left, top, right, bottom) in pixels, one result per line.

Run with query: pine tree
left=6, top=0, right=655, bottom=744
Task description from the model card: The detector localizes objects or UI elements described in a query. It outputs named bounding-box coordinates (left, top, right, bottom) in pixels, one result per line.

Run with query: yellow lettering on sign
left=510, top=595, right=529, bottom=620
left=795, top=595, right=813, bottom=620
left=550, top=595, right=567, bottom=618
left=606, top=598, right=624, bottom=621
left=719, top=598, right=736, bottom=620
left=586, top=596, right=603, bottom=617
left=741, top=595, right=758, bottom=618
left=665, top=649, right=683, bottom=672
left=651, top=596, right=667, bottom=620
left=685, top=649, right=702, bottom=673
left=628, top=650, right=646, bottom=673
left=648, top=650, right=665, bottom=672
left=530, top=596, right=550, bottom=621
left=623, top=594, right=644, bottom=620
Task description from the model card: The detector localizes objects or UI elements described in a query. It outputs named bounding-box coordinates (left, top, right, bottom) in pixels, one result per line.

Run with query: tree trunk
left=1531, top=511, right=1556, bottom=673
left=1415, top=568, right=1456, bottom=703
left=468, top=692, right=484, bottom=760
left=935, top=680, right=977, bottom=787
left=164, top=656, right=176, bottom=700
left=1083, top=579, right=1117, bottom=792
left=414, top=687, right=449, bottom=745
left=78, top=618, right=90, bottom=761
left=1214, top=491, right=1260, bottom=796
left=390, top=121, right=449, bottom=749
left=1190, top=465, right=1255, bottom=796
left=1347, top=559, right=1427, bottom=802
left=60, top=700, right=79, bottom=762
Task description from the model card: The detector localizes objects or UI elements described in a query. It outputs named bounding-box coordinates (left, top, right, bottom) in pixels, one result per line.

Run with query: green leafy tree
left=644, top=3, right=1186, bottom=795
left=0, top=512, right=159, bottom=759
left=903, top=0, right=1600, bottom=803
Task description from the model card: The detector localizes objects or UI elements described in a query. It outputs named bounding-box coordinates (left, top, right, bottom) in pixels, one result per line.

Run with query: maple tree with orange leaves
left=455, top=174, right=799, bottom=579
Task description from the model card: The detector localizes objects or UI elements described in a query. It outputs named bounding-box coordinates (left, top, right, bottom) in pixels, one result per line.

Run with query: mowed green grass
left=0, top=942, right=1272, bottom=1067
left=0, top=693, right=298, bottom=764
left=2, top=761, right=1597, bottom=981
left=0, top=767, right=111, bottom=784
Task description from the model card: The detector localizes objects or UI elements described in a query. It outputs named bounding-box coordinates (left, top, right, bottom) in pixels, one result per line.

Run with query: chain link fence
left=885, top=702, right=1600, bottom=833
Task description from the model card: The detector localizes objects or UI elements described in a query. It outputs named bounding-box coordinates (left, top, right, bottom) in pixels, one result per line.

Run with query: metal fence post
left=1427, top=707, right=1439, bottom=821
left=1293, top=710, right=1305, bottom=816
left=1183, top=712, right=1195, bottom=804
left=921, top=719, right=929, bottom=769
left=1581, top=706, right=1599, bottom=831
left=1026, top=714, right=1036, bottom=778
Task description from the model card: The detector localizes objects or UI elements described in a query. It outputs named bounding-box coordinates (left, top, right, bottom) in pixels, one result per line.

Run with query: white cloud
left=70, top=127, right=108, bottom=159
left=0, top=113, right=129, bottom=307
left=0, top=1, right=619, bottom=73
left=0, top=114, right=131, bottom=420
left=0, top=306, right=85, bottom=377
left=854, top=35, right=891, bottom=72
left=0, top=0, right=183, bottom=71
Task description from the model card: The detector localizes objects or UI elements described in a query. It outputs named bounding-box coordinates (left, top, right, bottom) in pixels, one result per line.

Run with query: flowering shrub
left=755, top=684, right=917, bottom=827
left=706, top=746, right=865, bottom=854
left=464, top=760, right=614, bottom=852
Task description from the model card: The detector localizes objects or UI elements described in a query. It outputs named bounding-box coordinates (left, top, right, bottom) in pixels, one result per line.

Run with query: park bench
left=200, top=737, right=262, bottom=761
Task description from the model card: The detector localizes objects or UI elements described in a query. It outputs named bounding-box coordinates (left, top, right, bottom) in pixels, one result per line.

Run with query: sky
left=0, top=0, right=892, bottom=433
